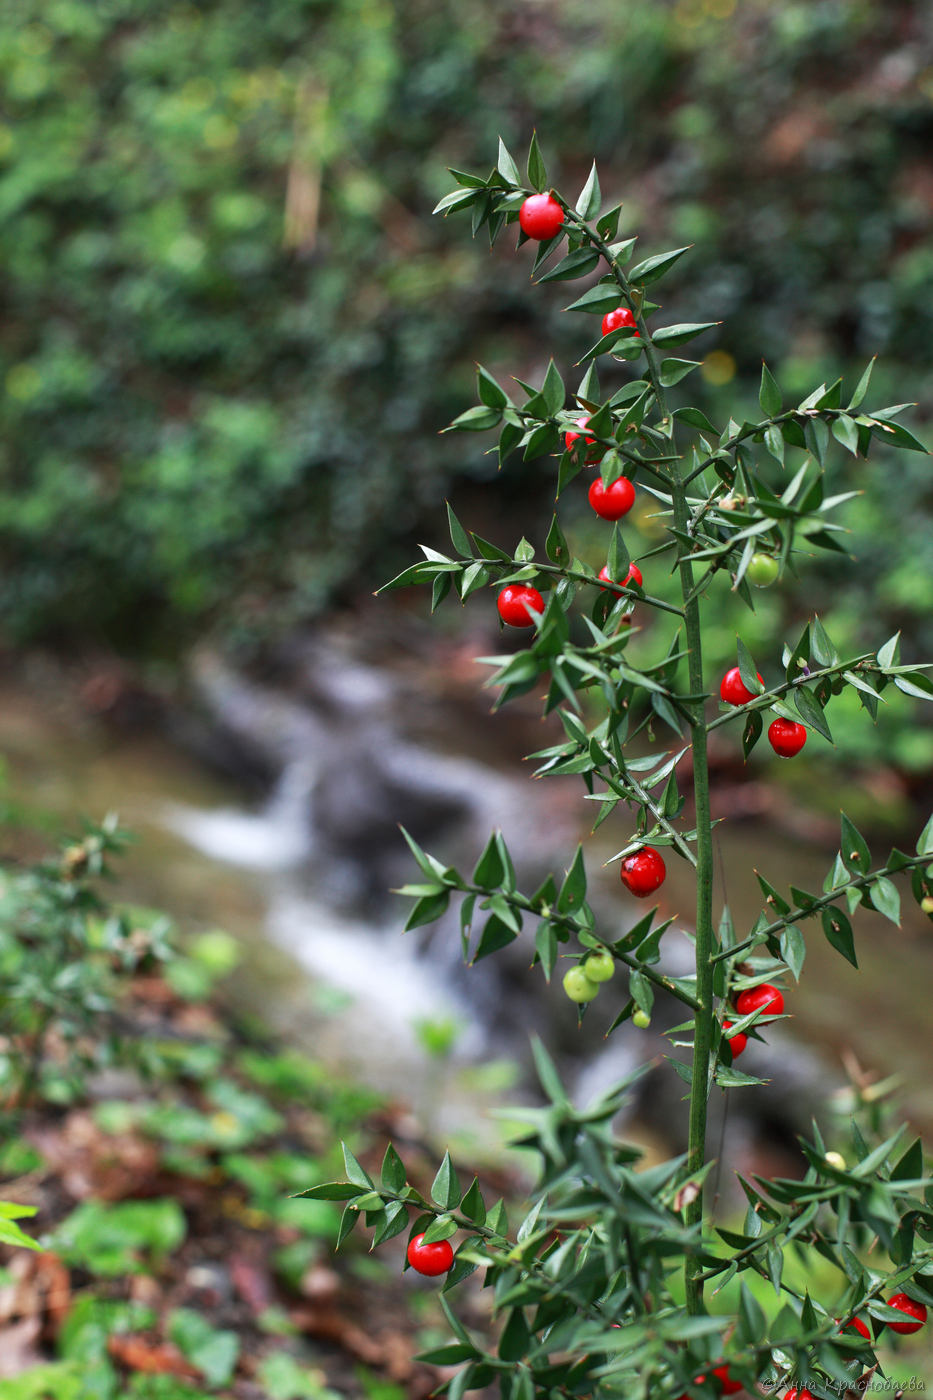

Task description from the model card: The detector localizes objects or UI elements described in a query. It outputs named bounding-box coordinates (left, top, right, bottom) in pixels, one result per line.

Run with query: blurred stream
left=1, top=640, right=932, bottom=1165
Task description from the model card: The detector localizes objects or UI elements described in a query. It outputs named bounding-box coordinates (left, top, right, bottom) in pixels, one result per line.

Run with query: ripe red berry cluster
left=506, top=198, right=647, bottom=635
left=722, top=982, right=785, bottom=1059
left=674, top=1364, right=742, bottom=1400
left=720, top=666, right=807, bottom=758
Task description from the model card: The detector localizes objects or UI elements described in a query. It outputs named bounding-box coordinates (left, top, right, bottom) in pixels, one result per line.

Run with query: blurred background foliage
left=0, top=0, right=931, bottom=751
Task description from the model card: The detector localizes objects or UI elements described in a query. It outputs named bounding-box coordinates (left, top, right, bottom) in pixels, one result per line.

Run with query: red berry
left=619, top=846, right=666, bottom=898
left=693, top=1366, right=742, bottom=1395
left=566, top=415, right=603, bottom=464
left=734, top=983, right=784, bottom=1018
left=406, top=1232, right=454, bottom=1277
left=836, top=1315, right=871, bottom=1342
left=768, top=718, right=807, bottom=757
left=784, top=1389, right=815, bottom=1400
left=722, top=1020, right=747, bottom=1058
left=519, top=193, right=564, bottom=241
left=588, top=475, right=635, bottom=519
left=885, top=1292, right=927, bottom=1334
left=719, top=666, right=763, bottom=706
left=497, top=584, right=544, bottom=628
left=597, top=562, right=642, bottom=593
left=601, top=306, right=640, bottom=338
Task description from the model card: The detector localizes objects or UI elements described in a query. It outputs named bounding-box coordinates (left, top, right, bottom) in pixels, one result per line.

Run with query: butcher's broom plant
left=299, top=139, right=933, bottom=1398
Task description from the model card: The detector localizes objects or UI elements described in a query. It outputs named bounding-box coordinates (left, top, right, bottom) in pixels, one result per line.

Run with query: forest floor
left=0, top=950, right=513, bottom=1400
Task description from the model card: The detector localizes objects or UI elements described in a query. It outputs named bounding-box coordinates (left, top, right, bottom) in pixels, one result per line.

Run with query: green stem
left=459, top=882, right=702, bottom=1011
left=705, top=655, right=877, bottom=733
left=564, top=205, right=715, bottom=1314
left=712, top=851, right=933, bottom=964
left=670, top=471, right=715, bottom=1317
left=529, top=560, right=685, bottom=617
left=605, top=767, right=698, bottom=868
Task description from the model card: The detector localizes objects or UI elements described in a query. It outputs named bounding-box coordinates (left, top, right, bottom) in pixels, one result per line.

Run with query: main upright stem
left=671, top=480, right=715, bottom=1315
left=569, top=210, right=717, bottom=1313
left=638, top=321, right=715, bottom=1317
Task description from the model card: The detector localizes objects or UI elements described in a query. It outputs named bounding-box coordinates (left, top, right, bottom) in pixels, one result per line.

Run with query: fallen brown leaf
left=108, top=1334, right=201, bottom=1378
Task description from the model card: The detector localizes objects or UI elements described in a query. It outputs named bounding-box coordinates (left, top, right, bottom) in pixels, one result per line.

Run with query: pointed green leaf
left=735, top=638, right=763, bottom=696
left=341, top=1143, right=374, bottom=1190
left=810, top=615, right=839, bottom=667
left=794, top=684, right=832, bottom=742
left=431, top=1152, right=462, bottom=1210
left=545, top=515, right=569, bottom=566
left=628, top=246, right=691, bottom=286
left=433, top=187, right=483, bottom=217
left=337, top=1202, right=360, bottom=1246
left=877, top=632, right=901, bottom=670
left=421, top=1214, right=458, bottom=1244
left=575, top=161, right=601, bottom=219
left=293, top=1181, right=367, bottom=1201
left=541, top=360, right=565, bottom=416
left=444, top=405, right=502, bottom=433
left=526, top=133, right=547, bottom=191
left=821, top=908, right=857, bottom=968
left=473, top=831, right=505, bottom=889
left=535, top=920, right=557, bottom=981
left=497, top=137, right=521, bottom=187
left=832, top=415, right=859, bottom=456
left=459, top=1178, right=487, bottom=1226
left=447, top=503, right=473, bottom=558
left=472, top=913, right=517, bottom=961
left=651, top=322, right=719, bottom=346
left=759, top=363, right=782, bottom=417
left=660, top=358, right=700, bottom=387
left=530, top=1039, right=569, bottom=1111
left=916, top=813, right=933, bottom=856
left=869, top=875, right=900, bottom=925
left=848, top=357, right=875, bottom=409
left=381, top=1144, right=407, bottom=1194
left=674, top=406, right=719, bottom=434
left=840, top=813, right=870, bottom=874
left=563, top=282, right=624, bottom=315
left=894, top=673, right=933, bottom=701
left=536, top=248, right=600, bottom=283
left=764, top=423, right=785, bottom=463
left=742, top=710, right=763, bottom=759
left=557, top=845, right=587, bottom=914
left=404, top=889, right=450, bottom=930
left=476, top=365, right=508, bottom=410
left=780, top=924, right=806, bottom=981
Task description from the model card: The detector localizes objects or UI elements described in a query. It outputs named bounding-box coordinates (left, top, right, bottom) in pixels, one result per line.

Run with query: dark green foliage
left=0, top=0, right=930, bottom=654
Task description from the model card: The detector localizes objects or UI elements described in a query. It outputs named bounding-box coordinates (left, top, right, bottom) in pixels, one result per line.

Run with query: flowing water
left=2, top=641, right=932, bottom=1159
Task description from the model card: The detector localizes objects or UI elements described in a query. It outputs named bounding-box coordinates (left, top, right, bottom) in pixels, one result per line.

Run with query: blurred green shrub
left=0, top=0, right=928, bottom=653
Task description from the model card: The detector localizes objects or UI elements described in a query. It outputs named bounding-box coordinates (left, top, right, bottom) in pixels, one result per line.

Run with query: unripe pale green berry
left=583, top=950, right=615, bottom=983
left=563, top=967, right=600, bottom=1003
left=632, top=1010, right=651, bottom=1029
left=824, top=1151, right=846, bottom=1171
left=746, top=552, right=779, bottom=587
left=921, top=896, right=933, bottom=915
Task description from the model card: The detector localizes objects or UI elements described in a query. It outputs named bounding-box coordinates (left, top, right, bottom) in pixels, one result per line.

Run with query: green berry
left=921, top=896, right=933, bottom=915
left=746, top=552, right=779, bottom=587
left=632, top=1010, right=651, bottom=1029
left=562, top=967, right=600, bottom=1003
left=583, top=950, right=615, bottom=983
